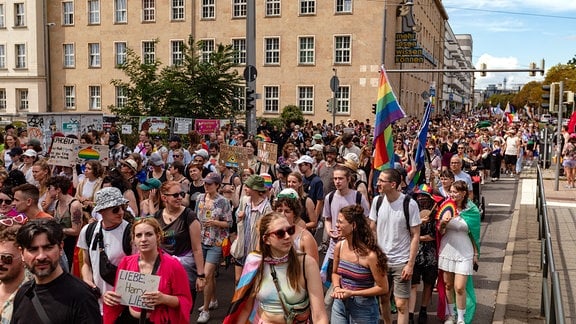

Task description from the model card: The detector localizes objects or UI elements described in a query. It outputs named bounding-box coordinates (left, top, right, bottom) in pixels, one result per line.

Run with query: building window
left=232, top=38, right=246, bottom=64
left=115, top=0, right=127, bottom=23
left=201, top=0, right=215, bottom=19
left=336, top=0, right=352, bottom=13
left=300, top=0, right=315, bottom=15
left=265, top=0, right=280, bottom=16
left=88, top=0, right=100, bottom=24
left=171, top=0, right=184, bottom=20
left=16, top=89, right=28, bottom=110
left=264, top=86, right=279, bottom=113
left=0, top=4, right=5, bottom=28
left=14, top=3, right=25, bottom=27
left=171, top=40, right=184, bottom=66
left=142, top=41, right=155, bottom=63
left=64, top=86, right=75, bottom=110
left=264, top=37, right=280, bottom=65
left=336, top=86, right=350, bottom=113
left=89, top=86, right=101, bottom=110
left=63, top=43, right=75, bottom=68
left=115, top=42, right=127, bottom=66
left=88, top=43, right=100, bottom=67
left=142, top=0, right=155, bottom=22
left=0, top=89, right=6, bottom=110
left=15, top=44, right=26, bottom=68
left=200, top=39, right=214, bottom=63
left=298, top=37, right=314, bottom=65
left=334, top=35, right=351, bottom=64
left=232, top=0, right=247, bottom=18
left=115, top=86, right=127, bottom=108
left=233, top=86, right=245, bottom=111
left=62, top=1, right=74, bottom=25
left=298, top=86, right=314, bottom=113
left=0, top=45, right=5, bottom=68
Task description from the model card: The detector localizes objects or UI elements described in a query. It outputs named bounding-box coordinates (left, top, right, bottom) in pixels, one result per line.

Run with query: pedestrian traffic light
left=479, top=63, right=487, bottom=77
left=245, top=88, right=255, bottom=110
left=326, top=99, right=333, bottom=113
left=541, top=84, right=555, bottom=112
left=372, top=104, right=377, bottom=114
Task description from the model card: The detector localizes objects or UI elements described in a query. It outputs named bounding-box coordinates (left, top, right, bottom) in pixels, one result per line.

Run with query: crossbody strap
left=31, top=288, right=53, bottom=324
left=269, top=264, right=294, bottom=323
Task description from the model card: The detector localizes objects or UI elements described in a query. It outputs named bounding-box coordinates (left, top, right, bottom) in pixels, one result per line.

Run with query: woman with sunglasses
left=226, top=212, right=328, bottom=324
left=103, top=218, right=192, bottom=324
left=154, top=181, right=205, bottom=304
left=274, top=188, right=319, bottom=264
left=0, top=187, right=18, bottom=217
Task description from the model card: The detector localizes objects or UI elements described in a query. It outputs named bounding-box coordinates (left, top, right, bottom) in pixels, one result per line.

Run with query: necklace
left=264, top=253, right=289, bottom=265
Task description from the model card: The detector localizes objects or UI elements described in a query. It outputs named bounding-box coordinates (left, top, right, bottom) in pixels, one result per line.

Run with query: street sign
left=330, top=76, right=340, bottom=92
left=243, top=65, right=257, bottom=82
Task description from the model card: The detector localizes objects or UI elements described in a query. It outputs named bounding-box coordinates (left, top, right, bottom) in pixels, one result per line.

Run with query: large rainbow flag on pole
left=373, top=65, right=406, bottom=170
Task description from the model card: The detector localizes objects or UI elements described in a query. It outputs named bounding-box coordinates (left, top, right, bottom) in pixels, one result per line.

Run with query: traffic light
left=372, top=104, right=377, bottom=114
left=529, top=62, right=536, bottom=77
left=326, top=99, right=334, bottom=113
left=479, top=63, right=487, bottom=77
left=564, top=91, right=574, bottom=104
left=245, top=88, right=255, bottom=110
left=541, top=84, right=556, bottom=112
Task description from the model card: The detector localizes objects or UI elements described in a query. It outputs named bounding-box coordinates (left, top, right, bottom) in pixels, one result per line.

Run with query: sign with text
left=219, top=144, right=249, bottom=170
left=115, top=270, right=160, bottom=310
left=395, top=32, right=424, bottom=64
left=49, top=137, right=79, bottom=167
left=257, top=141, right=278, bottom=165
left=173, top=118, right=193, bottom=135
left=195, top=119, right=220, bottom=135
left=139, top=117, right=171, bottom=135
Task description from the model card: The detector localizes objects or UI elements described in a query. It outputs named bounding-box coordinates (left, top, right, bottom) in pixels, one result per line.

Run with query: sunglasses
left=0, top=254, right=13, bottom=265
left=266, top=225, right=296, bottom=238
left=0, top=214, right=27, bottom=227
left=111, top=204, right=127, bottom=214
left=0, top=199, right=12, bottom=205
left=173, top=155, right=181, bottom=158
left=164, top=191, right=185, bottom=198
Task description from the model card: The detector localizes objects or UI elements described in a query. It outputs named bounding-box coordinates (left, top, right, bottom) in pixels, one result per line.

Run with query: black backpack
left=374, top=194, right=414, bottom=232
left=85, top=222, right=132, bottom=257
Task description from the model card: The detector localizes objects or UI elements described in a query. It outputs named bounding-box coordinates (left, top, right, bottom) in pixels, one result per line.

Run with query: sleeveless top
left=148, top=169, right=168, bottom=183
left=257, top=258, right=308, bottom=314
left=336, top=243, right=375, bottom=290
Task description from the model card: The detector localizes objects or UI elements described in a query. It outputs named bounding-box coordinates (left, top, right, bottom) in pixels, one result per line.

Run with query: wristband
left=197, top=274, right=206, bottom=278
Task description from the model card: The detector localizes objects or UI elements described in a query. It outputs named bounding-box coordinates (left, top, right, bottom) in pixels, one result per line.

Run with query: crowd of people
left=0, top=112, right=556, bottom=323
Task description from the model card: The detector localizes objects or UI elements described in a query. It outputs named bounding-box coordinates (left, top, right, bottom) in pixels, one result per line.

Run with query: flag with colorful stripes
left=407, top=100, right=432, bottom=190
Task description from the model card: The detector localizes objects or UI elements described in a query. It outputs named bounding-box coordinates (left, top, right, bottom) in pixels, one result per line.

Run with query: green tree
left=280, top=105, right=304, bottom=127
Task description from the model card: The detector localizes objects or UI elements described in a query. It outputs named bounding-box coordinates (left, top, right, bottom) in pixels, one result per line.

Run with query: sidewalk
left=495, top=166, right=573, bottom=323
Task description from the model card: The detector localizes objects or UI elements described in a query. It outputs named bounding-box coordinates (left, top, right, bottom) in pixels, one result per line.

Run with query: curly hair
left=274, top=197, right=303, bottom=223
left=340, top=204, right=388, bottom=275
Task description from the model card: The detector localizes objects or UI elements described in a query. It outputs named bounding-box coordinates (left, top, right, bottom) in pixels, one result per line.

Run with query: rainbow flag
left=373, top=66, right=406, bottom=170
left=436, top=198, right=456, bottom=221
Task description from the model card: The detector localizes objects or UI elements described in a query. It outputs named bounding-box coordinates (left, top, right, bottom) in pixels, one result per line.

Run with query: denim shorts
left=202, top=244, right=222, bottom=265
left=331, top=295, right=379, bottom=324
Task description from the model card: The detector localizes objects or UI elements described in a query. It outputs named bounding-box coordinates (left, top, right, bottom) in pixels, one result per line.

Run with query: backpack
left=327, top=190, right=362, bottom=207
left=85, top=221, right=132, bottom=257
left=375, top=194, right=413, bottom=232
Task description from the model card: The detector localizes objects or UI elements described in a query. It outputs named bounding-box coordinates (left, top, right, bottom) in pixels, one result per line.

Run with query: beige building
left=38, top=0, right=473, bottom=124
left=0, top=0, right=48, bottom=116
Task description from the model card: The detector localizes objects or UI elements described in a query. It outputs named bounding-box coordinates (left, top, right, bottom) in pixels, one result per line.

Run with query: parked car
left=540, top=114, right=551, bottom=123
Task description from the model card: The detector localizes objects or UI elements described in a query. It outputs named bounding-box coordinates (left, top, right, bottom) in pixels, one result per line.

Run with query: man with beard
left=0, top=219, right=27, bottom=323
left=12, top=219, right=101, bottom=323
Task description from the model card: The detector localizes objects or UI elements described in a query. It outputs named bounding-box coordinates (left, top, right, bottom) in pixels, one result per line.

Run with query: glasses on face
left=173, top=154, right=181, bottom=158
left=277, top=191, right=298, bottom=199
left=111, top=204, right=127, bottom=214
left=0, top=255, right=13, bottom=265
left=164, top=191, right=185, bottom=198
left=450, top=162, right=461, bottom=165
left=377, top=178, right=393, bottom=183
left=0, top=199, right=12, bottom=205
left=458, top=147, right=465, bottom=150
left=0, top=214, right=27, bottom=227
left=194, top=159, right=204, bottom=163
left=266, top=225, right=296, bottom=238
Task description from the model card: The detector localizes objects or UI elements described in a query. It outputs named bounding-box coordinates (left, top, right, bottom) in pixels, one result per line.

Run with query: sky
left=442, top=0, right=576, bottom=90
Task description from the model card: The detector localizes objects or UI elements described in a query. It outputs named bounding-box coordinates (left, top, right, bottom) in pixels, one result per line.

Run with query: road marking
left=520, top=179, right=536, bottom=205
left=546, top=201, right=576, bottom=208
left=488, top=203, right=511, bottom=207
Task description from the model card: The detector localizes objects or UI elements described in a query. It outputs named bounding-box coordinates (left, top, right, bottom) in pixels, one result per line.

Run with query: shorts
left=202, top=244, right=222, bottom=265
left=411, top=264, right=438, bottom=285
left=563, top=159, right=576, bottom=168
left=504, top=154, right=517, bottom=166
left=387, top=263, right=411, bottom=299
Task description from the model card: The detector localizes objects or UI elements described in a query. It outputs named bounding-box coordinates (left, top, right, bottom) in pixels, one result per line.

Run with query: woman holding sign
left=102, top=217, right=192, bottom=324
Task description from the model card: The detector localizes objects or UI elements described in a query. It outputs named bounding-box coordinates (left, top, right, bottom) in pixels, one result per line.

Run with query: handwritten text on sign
left=49, top=137, right=79, bottom=167
left=115, top=270, right=160, bottom=310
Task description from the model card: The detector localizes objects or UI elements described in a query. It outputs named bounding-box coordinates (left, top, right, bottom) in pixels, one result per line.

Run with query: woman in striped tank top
left=331, top=204, right=389, bottom=324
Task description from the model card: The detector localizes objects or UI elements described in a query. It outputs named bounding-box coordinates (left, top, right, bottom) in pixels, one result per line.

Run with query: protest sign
left=76, top=144, right=110, bottom=166
left=219, top=144, right=249, bottom=170
left=257, top=141, right=278, bottom=165
left=174, top=118, right=193, bottom=135
left=48, top=137, right=79, bottom=167
left=115, top=270, right=161, bottom=310
left=195, top=119, right=220, bottom=135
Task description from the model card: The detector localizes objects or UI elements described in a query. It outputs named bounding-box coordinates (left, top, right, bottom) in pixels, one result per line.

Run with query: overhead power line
left=444, top=6, right=576, bottom=20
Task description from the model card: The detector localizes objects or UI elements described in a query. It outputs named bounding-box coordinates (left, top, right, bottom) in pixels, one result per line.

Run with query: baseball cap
left=309, top=144, right=324, bottom=151
left=8, top=147, right=23, bottom=157
left=194, top=149, right=209, bottom=159
left=295, top=155, right=314, bottom=165
left=23, top=149, right=37, bottom=158
left=203, top=172, right=222, bottom=184
left=168, top=135, right=181, bottom=142
left=139, top=178, right=161, bottom=191
left=149, top=152, right=164, bottom=166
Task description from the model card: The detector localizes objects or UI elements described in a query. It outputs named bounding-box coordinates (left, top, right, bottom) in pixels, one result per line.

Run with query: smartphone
left=473, top=262, right=479, bottom=272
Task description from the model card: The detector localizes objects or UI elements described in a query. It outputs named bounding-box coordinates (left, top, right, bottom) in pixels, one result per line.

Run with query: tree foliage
left=280, top=105, right=305, bottom=127
left=110, top=37, right=244, bottom=120
left=516, top=63, right=576, bottom=110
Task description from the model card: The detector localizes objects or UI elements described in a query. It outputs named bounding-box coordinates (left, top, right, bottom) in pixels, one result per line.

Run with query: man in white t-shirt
left=369, top=168, right=420, bottom=324
left=77, top=187, right=132, bottom=312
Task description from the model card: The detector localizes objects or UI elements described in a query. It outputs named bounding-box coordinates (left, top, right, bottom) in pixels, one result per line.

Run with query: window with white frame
left=88, top=43, right=100, bottom=67
left=0, top=4, right=5, bottom=28
left=264, top=86, right=279, bottom=113
left=298, top=37, right=314, bottom=65
left=300, top=0, right=315, bottom=15
left=336, top=86, right=350, bottom=113
left=115, top=0, right=127, bottom=23
left=89, top=86, right=101, bottom=110
left=15, top=44, right=25, bottom=68
left=64, top=86, right=75, bottom=109
left=142, top=41, right=155, bottom=63
left=298, top=86, right=314, bottom=113
left=200, top=39, right=214, bottom=63
left=115, top=42, right=127, bottom=66
left=62, top=1, right=74, bottom=25
left=63, top=43, right=75, bottom=68
left=232, top=39, right=246, bottom=64
left=16, top=89, right=28, bottom=110
left=0, top=89, right=5, bottom=110
left=265, top=0, right=280, bottom=16
left=14, top=3, right=25, bottom=27
left=264, top=37, right=280, bottom=65
left=142, top=0, right=155, bottom=22
left=334, top=35, right=351, bottom=64
left=171, top=40, right=184, bottom=66
left=115, top=86, right=127, bottom=108
left=201, top=0, right=215, bottom=19
left=336, top=0, right=352, bottom=13
left=88, top=0, right=100, bottom=24
left=232, top=0, right=247, bottom=18
left=171, top=0, right=184, bottom=20
left=0, top=45, right=5, bottom=68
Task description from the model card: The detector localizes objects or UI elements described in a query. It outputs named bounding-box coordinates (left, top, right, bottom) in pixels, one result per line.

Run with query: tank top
left=336, top=243, right=375, bottom=290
